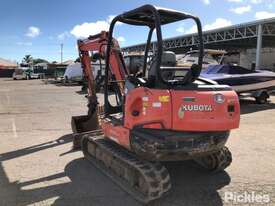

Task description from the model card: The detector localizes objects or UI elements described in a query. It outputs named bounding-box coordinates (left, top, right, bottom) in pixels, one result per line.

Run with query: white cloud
left=16, top=42, right=32, bottom=46
left=230, top=5, right=251, bottom=14
left=267, top=0, right=275, bottom=9
left=107, top=15, right=115, bottom=23
left=70, top=21, right=109, bottom=38
left=185, top=25, right=198, bottom=34
left=26, top=26, right=40, bottom=38
left=176, top=26, right=185, bottom=33
left=268, top=3, right=273, bottom=9
left=251, top=0, right=262, bottom=4
left=58, top=31, right=71, bottom=40
left=255, top=11, right=275, bottom=19
left=227, top=0, right=243, bottom=2
left=176, top=23, right=185, bottom=33
left=107, top=15, right=122, bottom=25
left=204, top=18, right=232, bottom=30
left=70, top=15, right=123, bottom=39
left=117, top=36, right=125, bottom=42
left=202, top=0, right=210, bottom=5
left=180, top=18, right=232, bottom=34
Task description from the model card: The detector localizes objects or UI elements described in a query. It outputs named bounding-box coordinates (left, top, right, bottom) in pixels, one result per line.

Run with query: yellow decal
left=159, top=95, right=170, bottom=102
left=143, top=102, right=149, bottom=107
left=178, top=106, right=185, bottom=119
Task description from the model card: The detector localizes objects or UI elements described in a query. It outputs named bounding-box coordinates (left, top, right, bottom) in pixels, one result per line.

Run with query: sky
left=1, top=0, right=275, bottom=63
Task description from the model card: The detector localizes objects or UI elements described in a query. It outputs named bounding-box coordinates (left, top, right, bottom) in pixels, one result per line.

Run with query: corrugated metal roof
left=62, top=60, right=74, bottom=65
left=122, top=17, right=275, bottom=53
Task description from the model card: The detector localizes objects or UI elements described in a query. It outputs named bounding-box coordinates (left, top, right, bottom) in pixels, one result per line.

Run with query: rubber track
left=81, top=134, right=171, bottom=204
left=194, top=146, right=232, bottom=172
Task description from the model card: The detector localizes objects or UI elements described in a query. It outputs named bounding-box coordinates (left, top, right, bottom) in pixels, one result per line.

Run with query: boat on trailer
left=200, top=64, right=275, bottom=103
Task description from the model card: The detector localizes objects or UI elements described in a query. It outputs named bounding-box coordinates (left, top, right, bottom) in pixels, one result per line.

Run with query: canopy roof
left=119, top=5, right=194, bottom=26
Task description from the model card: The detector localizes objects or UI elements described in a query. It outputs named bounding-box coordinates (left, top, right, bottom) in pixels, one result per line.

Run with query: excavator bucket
left=71, top=108, right=100, bottom=149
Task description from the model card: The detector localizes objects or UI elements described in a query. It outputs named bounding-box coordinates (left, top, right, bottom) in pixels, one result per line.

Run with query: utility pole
left=60, top=43, right=63, bottom=64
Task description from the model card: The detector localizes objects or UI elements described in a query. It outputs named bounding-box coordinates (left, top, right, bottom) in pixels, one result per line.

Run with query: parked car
left=30, top=72, right=44, bottom=79
left=25, top=69, right=44, bottom=79
left=12, top=69, right=28, bottom=80
left=13, top=68, right=44, bottom=80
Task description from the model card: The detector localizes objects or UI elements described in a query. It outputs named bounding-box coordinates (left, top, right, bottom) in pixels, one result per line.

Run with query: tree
left=22, top=55, right=33, bottom=65
left=33, top=58, right=49, bottom=65
left=75, top=57, right=80, bottom=63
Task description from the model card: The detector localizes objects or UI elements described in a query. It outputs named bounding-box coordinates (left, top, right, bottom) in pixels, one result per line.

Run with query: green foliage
left=22, top=55, right=33, bottom=64
left=22, top=55, right=49, bottom=65
left=33, top=58, right=49, bottom=65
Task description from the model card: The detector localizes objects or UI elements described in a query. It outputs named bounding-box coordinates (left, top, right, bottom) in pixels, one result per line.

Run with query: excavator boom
left=71, top=31, right=127, bottom=147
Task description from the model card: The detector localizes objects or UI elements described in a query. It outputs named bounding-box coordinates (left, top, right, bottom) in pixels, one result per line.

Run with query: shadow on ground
left=0, top=158, right=138, bottom=206
left=75, top=90, right=87, bottom=95
left=149, top=161, right=230, bottom=206
left=0, top=153, right=230, bottom=206
left=240, top=99, right=275, bottom=115
left=42, top=79, right=80, bottom=87
left=0, top=134, right=74, bottom=162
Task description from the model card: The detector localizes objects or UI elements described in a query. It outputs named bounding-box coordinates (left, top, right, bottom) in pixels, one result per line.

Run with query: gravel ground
left=0, top=78, right=275, bottom=206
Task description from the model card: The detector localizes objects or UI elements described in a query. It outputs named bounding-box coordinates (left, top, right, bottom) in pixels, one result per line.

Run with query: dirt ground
left=0, top=78, right=275, bottom=206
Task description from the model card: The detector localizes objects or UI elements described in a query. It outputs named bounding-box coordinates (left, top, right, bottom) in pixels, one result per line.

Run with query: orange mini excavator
left=71, top=5, right=240, bottom=203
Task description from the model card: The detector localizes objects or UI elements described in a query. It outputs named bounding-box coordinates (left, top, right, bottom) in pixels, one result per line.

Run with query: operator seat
left=125, top=59, right=146, bottom=93
left=125, top=51, right=177, bottom=91
left=148, top=51, right=177, bottom=87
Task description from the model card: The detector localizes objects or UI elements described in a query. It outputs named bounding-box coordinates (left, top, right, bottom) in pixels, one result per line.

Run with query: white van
left=63, top=62, right=103, bottom=83
left=63, top=63, right=83, bottom=83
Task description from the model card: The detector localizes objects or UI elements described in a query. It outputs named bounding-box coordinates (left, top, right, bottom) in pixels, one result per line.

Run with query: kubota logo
left=180, top=104, right=213, bottom=112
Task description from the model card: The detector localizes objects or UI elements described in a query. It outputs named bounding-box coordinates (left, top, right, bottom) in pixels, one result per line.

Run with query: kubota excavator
left=71, top=5, right=240, bottom=203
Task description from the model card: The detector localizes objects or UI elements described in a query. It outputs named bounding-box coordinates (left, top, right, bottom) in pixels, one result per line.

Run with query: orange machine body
left=77, top=31, right=240, bottom=159
left=101, top=87, right=240, bottom=149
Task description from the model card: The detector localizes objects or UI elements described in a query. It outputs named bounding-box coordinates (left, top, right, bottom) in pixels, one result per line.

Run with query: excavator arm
left=78, top=31, right=126, bottom=99
left=72, top=31, right=127, bottom=148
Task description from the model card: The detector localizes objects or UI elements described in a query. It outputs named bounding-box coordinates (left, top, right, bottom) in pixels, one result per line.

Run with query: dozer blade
left=71, top=107, right=99, bottom=149
left=81, top=134, right=172, bottom=204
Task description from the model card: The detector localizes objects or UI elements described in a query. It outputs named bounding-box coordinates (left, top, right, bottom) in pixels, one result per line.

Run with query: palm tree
left=22, top=55, right=33, bottom=65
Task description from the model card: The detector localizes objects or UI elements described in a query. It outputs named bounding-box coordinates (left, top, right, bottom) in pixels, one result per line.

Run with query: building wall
left=223, top=54, right=240, bottom=65
left=0, top=69, right=15, bottom=77
left=240, top=48, right=275, bottom=71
